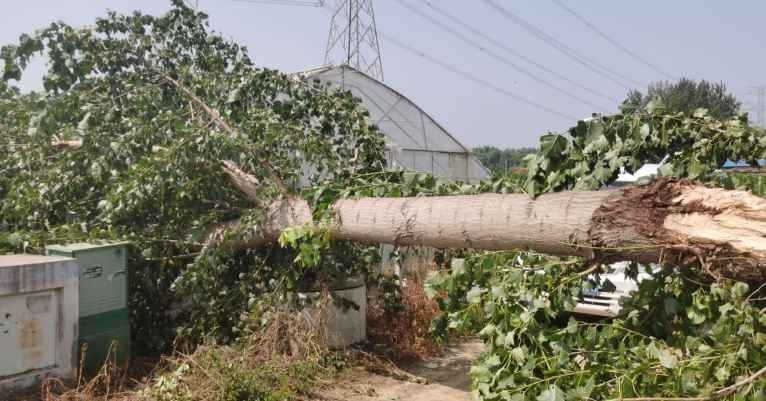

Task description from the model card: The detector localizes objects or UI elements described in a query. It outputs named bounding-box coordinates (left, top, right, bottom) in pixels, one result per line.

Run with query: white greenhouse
left=297, top=65, right=489, bottom=183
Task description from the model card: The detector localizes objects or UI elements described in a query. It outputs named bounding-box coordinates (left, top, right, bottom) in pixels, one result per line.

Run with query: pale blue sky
left=2, top=1, right=764, bottom=147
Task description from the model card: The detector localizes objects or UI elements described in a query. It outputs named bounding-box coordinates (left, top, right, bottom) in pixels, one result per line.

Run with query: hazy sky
left=2, top=1, right=764, bottom=148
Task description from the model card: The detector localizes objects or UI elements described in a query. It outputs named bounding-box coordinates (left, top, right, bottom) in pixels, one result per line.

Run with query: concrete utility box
left=300, top=275, right=366, bottom=348
left=46, top=242, right=130, bottom=376
left=0, top=254, right=79, bottom=391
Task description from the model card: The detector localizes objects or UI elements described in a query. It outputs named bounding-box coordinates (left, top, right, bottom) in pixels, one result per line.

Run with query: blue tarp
left=722, top=159, right=765, bottom=168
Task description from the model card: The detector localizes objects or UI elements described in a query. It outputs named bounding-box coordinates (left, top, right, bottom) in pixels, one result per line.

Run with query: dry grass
left=17, top=274, right=445, bottom=401
left=35, top=342, right=138, bottom=401
left=34, top=300, right=335, bottom=401
left=367, top=263, right=443, bottom=361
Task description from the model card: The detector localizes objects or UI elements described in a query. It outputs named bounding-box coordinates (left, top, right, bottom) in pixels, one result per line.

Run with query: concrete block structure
left=0, top=254, right=79, bottom=392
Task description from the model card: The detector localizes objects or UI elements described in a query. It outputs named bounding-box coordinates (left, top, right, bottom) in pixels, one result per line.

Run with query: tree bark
left=216, top=178, right=766, bottom=282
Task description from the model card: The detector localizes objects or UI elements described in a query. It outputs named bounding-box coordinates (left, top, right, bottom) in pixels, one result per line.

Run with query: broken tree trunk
left=215, top=178, right=766, bottom=282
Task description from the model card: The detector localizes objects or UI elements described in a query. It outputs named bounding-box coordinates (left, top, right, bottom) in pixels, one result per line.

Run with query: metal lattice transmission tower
left=324, top=0, right=384, bottom=80
left=750, top=86, right=766, bottom=127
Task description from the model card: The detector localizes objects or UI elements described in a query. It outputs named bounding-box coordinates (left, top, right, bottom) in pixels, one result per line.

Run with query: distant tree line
left=621, top=78, right=741, bottom=120
left=472, top=146, right=536, bottom=175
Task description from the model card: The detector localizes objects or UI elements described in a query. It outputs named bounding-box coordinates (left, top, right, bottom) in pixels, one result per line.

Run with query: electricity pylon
left=750, top=86, right=766, bottom=127
left=324, top=0, right=384, bottom=80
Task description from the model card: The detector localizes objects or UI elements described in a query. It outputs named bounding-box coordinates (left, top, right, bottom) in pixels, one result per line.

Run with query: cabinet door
left=0, top=290, right=58, bottom=376
left=76, top=248, right=127, bottom=318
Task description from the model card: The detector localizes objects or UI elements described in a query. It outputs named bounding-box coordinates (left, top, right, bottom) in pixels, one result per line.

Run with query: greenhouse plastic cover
left=297, top=65, right=489, bottom=183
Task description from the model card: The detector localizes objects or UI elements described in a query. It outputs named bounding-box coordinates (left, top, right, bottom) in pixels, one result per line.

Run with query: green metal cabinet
left=46, top=242, right=130, bottom=375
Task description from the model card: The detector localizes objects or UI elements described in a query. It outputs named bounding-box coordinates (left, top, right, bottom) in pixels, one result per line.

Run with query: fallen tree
left=216, top=174, right=766, bottom=282
left=3, top=2, right=766, bottom=400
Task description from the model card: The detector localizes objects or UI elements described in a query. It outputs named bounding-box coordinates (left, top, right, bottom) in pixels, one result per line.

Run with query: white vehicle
left=571, top=261, right=655, bottom=317
left=569, top=155, right=761, bottom=317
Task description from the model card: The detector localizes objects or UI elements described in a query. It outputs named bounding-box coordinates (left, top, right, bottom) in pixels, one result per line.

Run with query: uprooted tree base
left=591, top=178, right=766, bottom=281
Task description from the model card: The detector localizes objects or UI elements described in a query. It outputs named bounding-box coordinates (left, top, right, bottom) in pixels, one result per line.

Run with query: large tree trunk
left=216, top=178, right=766, bottom=282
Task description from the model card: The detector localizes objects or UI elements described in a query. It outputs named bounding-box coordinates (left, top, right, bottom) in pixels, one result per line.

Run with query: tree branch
left=220, top=160, right=267, bottom=208
left=53, top=140, right=83, bottom=149
left=608, top=363, right=766, bottom=400
left=199, top=178, right=766, bottom=282
left=714, top=364, right=766, bottom=398
left=161, top=74, right=291, bottom=196
left=201, top=197, right=312, bottom=251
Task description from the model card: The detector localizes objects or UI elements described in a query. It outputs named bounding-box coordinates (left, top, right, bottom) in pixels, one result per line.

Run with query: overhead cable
left=231, top=0, right=325, bottom=7
left=393, top=0, right=610, bottom=112
left=481, top=0, right=642, bottom=90
left=551, top=0, right=674, bottom=80
left=417, top=0, right=620, bottom=103
left=377, top=31, right=579, bottom=121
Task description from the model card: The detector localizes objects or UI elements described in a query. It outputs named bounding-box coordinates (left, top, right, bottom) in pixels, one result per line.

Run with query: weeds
left=367, top=263, right=443, bottom=361
left=25, top=266, right=444, bottom=401
left=37, top=298, right=343, bottom=401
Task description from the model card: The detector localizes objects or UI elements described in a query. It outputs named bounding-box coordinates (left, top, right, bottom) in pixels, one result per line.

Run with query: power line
left=481, top=0, right=641, bottom=90
left=237, top=0, right=577, bottom=120
left=417, top=0, right=620, bottom=104
left=241, top=1, right=579, bottom=121
left=393, top=0, right=611, bottom=112
left=231, top=0, right=325, bottom=6
left=376, top=31, right=579, bottom=121
left=317, top=3, right=577, bottom=120
left=750, top=86, right=766, bottom=127
left=550, top=0, right=674, bottom=80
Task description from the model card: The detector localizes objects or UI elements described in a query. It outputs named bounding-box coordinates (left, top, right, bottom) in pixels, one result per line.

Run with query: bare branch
left=715, top=364, right=766, bottom=398
left=53, top=140, right=83, bottom=149
left=221, top=160, right=263, bottom=206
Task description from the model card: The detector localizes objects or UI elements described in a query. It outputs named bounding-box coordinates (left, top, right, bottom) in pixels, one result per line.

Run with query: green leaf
left=451, top=258, right=466, bottom=276
left=484, top=355, right=501, bottom=368
left=715, top=365, right=730, bottom=382
left=646, top=98, right=666, bottom=114
left=511, top=346, right=527, bottom=364
left=539, top=134, right=567, bottom=158
left=687, top=308, right=707, bottom=325
left=537, top=385, right=566, bottom=401
left=565, top=317, right=578, bottom=334
left=565, top=379, right=595, bottom=400
left=658, top=348, right=678, bottom=369
left=663, top=298, right=679, bottom=315
left=466, top=286, right=485, bottom=304
left=478, top=323, right=496, bottom=337
left=424, top=271, right=444, bottom=299
left=141, top=248, right=153, bottom=258
left=731, top=282, right=749, bottom=298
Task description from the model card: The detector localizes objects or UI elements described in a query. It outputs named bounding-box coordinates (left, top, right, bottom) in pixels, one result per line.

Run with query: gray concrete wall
left=0, top=255, right=79, bottom=391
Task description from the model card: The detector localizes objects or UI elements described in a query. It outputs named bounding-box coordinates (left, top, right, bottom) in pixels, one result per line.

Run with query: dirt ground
left=314, top=340, right=484, bottom=401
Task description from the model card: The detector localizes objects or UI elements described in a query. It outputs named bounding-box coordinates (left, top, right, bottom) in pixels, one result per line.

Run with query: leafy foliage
left=0, top=1, right=385, bottom=350
left=428, top=253, right=766, bottom=400
left=524, top=100, right=765, bottom=197
left=622, top=78, right=741, bottom=120
left=2, top=2, right=766, bottom=400
left=425, top=103, right=766, bottom=400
